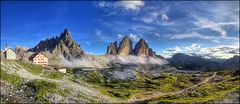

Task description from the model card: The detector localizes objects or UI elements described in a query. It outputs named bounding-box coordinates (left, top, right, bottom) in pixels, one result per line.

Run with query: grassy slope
left=1, top=60, right=71, bottom=103
left=73, top=69, right=207, bottom=100
left=147, top=70, right=240, bottom=103
left=15, top=60, right=42, bottom=75
left=1, top=69, right=24, bottom=86
left=26, top=79, right=72, bottom=103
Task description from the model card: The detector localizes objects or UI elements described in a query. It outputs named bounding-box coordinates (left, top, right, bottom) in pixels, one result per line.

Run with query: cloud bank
left=163, top=43, right=239, bottom=59
left=60, top=55, right=168, bottom=68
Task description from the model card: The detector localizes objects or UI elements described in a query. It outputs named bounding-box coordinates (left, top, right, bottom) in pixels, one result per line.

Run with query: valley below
left=1, top=59, right=239, bottom=103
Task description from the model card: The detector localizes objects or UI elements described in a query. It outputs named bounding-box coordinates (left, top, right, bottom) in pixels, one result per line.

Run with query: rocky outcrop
left=133, top=39, right=149, bottom=57
left=117, top=36, right=133, bottom=55
left=30, top=29, right=84, bottom=60
left=15, top=46, right=28, bottom=60
left=107, top=41, right=117, bottom=55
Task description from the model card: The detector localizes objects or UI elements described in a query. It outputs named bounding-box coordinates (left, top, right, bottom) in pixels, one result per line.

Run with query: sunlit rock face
left=117, top=36, right=133, bottom=56
left=107, top=41, right=117, bottom=55
left=134, top=38, right=149, bottom=57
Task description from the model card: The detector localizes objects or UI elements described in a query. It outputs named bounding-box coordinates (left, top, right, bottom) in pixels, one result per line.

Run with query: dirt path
left=128, top=72, right=217, bottom=103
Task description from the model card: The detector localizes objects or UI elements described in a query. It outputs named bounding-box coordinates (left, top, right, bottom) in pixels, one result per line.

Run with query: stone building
left=29, top=52, right=48, bottom=67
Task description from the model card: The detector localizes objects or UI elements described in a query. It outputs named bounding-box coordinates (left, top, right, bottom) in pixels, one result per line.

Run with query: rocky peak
left=134, top=38, right=149, bottom=57
left=106, top=36, right=157, bottom=57
left=30, top=29, right=84, bottom=60
left=118, top=36, right=133, bottom=55
left=60, top=28, right=72, bottom=42
left=107, top=42, right=117, bottom=55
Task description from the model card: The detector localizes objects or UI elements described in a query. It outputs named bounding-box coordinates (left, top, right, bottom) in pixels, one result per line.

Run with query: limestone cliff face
left=134, top=39, right=149, bottom=57
left=30, top=29, right=84, bottom=60
left=107, top=41, right=117, bottom=55
left=148, top=48, right=156, bottom=57
left=106, top=36, right=157, bottom=57
left=117, top=36, right=133, bottom=55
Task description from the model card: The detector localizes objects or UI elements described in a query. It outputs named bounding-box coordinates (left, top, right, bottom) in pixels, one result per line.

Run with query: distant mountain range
left=168, top=53, right=239, bottom=71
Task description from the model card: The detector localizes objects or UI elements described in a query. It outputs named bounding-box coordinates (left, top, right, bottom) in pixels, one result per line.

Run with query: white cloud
left=129, top=33, right=141, bottom=42
left=117, top=1, right=145, bottom=11
left=170, top=32, right=215, bottom=40
left=117, top=33, right=141, bottom=42
left=153, top=33, right=161, bottom=38
left=191, top=16, right=239, bottom=38
left=191, top=43, right=201, bottom=49
left=170, top=31, right=239, bottom=43
left=141, top=11, right=170, bottom=24
left=163, top=43, right=239, bottom=59
left=85, top=52, right=94, bottom=55
left=218, top=22, right=239, bottom=27
left=192, top=17, right=227, bottom=37
left=198, top=1, right=239, bottom=22
left=117, top=34, right=124, bottom=39
left=161, top=13, right=169, bottom=22
left=132, top=25, right=155, bottom=31
left=199, top=47, right=239, bottom=59
left=97, top=1, right=107, bottom=8
left=96, top=1, right=145, bottom=12
left=141, top=12, right=160, bottom=23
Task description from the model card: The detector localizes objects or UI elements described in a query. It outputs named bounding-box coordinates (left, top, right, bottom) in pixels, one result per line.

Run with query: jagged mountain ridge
left=29, top=29, right=84, bottom=60
left=107, top=36, right=157, bottom=57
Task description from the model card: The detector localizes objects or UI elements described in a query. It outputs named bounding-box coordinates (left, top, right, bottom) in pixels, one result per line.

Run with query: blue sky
left=1, top=1, right=239, bottom=58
